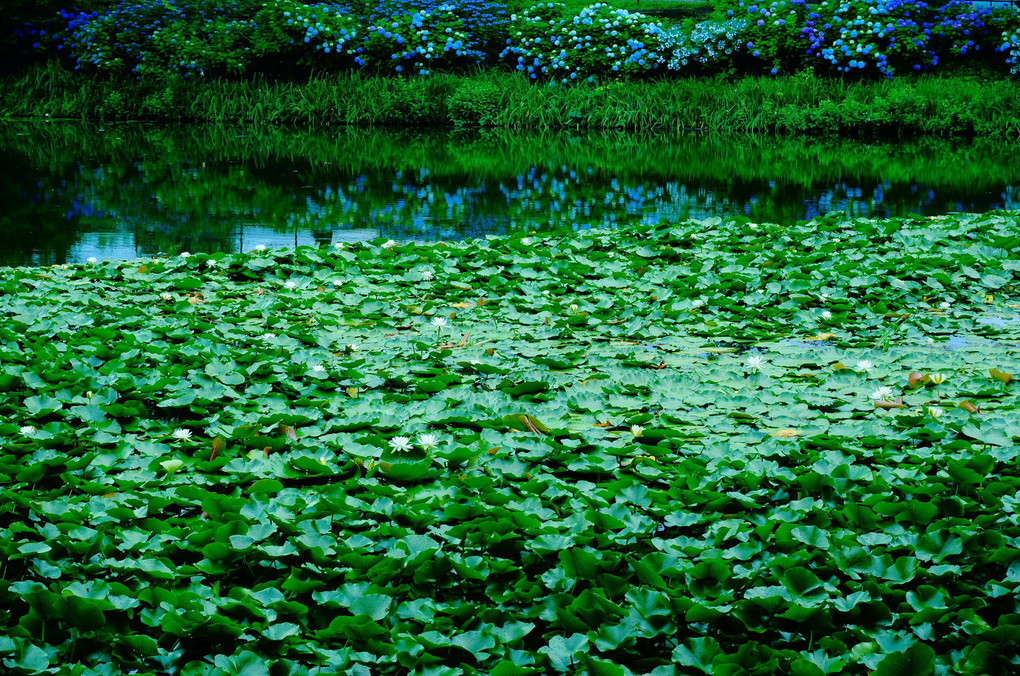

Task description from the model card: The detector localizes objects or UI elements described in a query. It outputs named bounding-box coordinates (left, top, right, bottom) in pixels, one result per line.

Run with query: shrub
left=250, top=0, right=508, bottom=76
left=717, top=0, right=812, bottom=74
left=1003, top=27, right=1020, bottom=75
left=658, top=19, right=750, bottom=76
left=250, top=0, right=361, bottom=73
left=353, top=6, right=489, bottom=75
left=500, top=2, right=665, bottom=83
left=51, top=0, right=262, bottom=79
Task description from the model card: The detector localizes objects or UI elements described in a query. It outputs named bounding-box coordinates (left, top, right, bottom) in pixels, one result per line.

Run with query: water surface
left=1, top=123, right=1017, bottom=266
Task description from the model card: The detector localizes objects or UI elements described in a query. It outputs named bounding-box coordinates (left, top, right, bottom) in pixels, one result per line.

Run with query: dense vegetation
left=11, top=0, right=1020, bottom=80
left=3, top=61, right=1020, bottom=134
left=2, top=0, right=1019, bottom=130
left=2, top=212, right=1020, bottom=674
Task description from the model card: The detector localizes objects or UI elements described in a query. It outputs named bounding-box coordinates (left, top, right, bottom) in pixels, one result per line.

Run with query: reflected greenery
left=1, top=121, right=1017, bottom=266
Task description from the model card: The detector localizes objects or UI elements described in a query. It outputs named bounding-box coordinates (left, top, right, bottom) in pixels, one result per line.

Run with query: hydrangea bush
left=51, top=0, right=507, bottom=78
left=721, top=0, right=813, bottom=73
left=500, top=2, right=665, bottom=82
left=718, top=0, right=1020, bottom=78
left=250, top=0, right=360, bottom=72
left=658, top=19, right=750, bottom=76
left=33, top=0, right=1020, bottom=82
left=1006, top=28, right=1020, bottom=74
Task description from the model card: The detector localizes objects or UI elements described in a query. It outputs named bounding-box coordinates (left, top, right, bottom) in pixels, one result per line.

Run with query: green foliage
left=2, top=212, right=1020, bottom=673
left=501, top=2, right=666, bottom=82
left=3, top=64, right=1020, bottom=135
left=448, top=78, right=504, bottom=125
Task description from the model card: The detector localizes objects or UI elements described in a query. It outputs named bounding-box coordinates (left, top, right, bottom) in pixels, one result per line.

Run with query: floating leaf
left=990, top=368, right=1012, bottom=384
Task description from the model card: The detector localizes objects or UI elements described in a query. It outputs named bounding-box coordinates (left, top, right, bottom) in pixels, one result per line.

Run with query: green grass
left=3, top=61, right=1020, bottom=136
left=2, top=212, right=1020, bottom=674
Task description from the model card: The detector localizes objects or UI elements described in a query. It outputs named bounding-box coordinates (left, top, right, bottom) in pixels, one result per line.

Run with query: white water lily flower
left=205, top=259, right=216, bottom=268
left=821, top=310, right=833, bottom=320
left=180, top=252, right=191, bottom=258
left=172, top=429, right=192, bottom=440
left=310, top=363, right=326, bottom=373
left=20, top=425, right=36, bottom=435
left=569, top=304, right=579, bottom=313
left=871, top=386, right=894, bottom=401
left=927, top=406, right=944, bottom=418
left=284, top=280, right=297, bottom=289
left=86, top=256, right=98, bottom=264
left=332, top=280, right=343, bottom=287
left=939, top=300, right=951, bottom=310
left=631, top=425, right=644, bottom=438
left=746, top=354, right=764, bottom=371
left=261, top=332, right=277, bottom=341
left=160, top=292, right=173, bottom=301
left=381, top=239, right=397, bottom=249
left=333, top=242, right=345, bottom=250
left=389, top=436, right=413, bottom=453
left=431, top=317, right=449, bottom=329
left=417, top=433, right=439, bottom=450
left=254, top=244, right=266, bottom=251
left=928, top=373, right=947, bottom=385
left=421, top=269, right=434, bottom=281
left=855, top=360, right=875, bottom=374
left=691, top=299, right=705, bottom=308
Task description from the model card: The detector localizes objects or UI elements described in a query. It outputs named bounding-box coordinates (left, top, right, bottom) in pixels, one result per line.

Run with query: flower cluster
left=500, top=2, right=665, bottom=83
left=658, top=19, right=749, bottom=75
left=1003, top=27, right=1020, bottom=75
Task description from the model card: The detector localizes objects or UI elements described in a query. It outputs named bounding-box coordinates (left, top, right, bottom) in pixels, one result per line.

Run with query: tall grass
left=2, top=61, right=1019, bottom=137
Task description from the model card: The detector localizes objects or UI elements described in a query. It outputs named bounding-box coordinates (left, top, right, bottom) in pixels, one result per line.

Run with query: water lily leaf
left=960, top=424, right=1010, bottom=447
left=539, top=633, right=589, bottom=671
left=502, top=414, right=551, bottom=433
left=451, top=629, right=496, bottom=655
left=23, top=395, right=62, bottom=416
left=246, top=479, right=284, bottom=495
left=672, top=637, right=723, bottom=674
left=872, top=643, right=935, bottom=676
left=490, top=662, right=539, bottom=676
left=1, top=641, right=50, bottom=674
left=262, top=622, right=301, bottom=641
left=173, top=277, right=204, bottom=291
left=957, top=400, right=980, bottom=413
left=212, top=650, right=271, bottom=676
left=990, top=368, right=1012, bottom=384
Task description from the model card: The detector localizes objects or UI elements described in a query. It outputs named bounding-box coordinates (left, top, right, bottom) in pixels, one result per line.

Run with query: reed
left=2, top=62, right=1019, bottom=137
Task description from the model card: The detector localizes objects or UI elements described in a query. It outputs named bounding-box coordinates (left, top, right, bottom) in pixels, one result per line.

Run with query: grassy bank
left=3, top=62, right=1020, bottom=136
left=2, top=213, right=1020, bottom=674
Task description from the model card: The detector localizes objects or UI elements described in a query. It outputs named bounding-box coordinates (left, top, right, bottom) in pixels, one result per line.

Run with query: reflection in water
left=0, top=123, right=1017, bottom=266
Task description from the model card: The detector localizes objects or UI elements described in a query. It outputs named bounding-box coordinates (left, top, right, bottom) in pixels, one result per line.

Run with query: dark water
left=1, top=122, right=1017, bottom=266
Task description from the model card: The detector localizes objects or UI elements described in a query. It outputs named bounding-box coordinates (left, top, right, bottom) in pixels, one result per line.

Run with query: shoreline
left=3, top=63, right=1020, bottom=137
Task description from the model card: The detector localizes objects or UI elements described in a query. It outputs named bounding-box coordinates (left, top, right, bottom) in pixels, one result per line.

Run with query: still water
left=1, top=122, right=1017, bottom=266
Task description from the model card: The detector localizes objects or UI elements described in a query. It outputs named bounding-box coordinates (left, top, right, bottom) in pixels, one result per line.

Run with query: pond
left=1, top=122, right=1018, bottom=266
